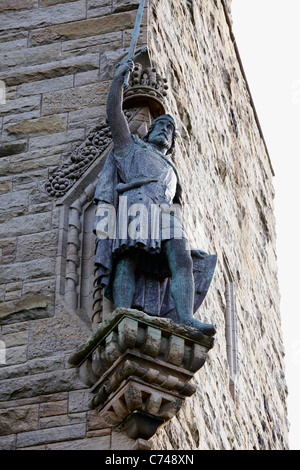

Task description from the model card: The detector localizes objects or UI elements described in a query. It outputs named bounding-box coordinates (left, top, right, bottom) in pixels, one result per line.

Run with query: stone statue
left=93, top=60, right=217, bottom=335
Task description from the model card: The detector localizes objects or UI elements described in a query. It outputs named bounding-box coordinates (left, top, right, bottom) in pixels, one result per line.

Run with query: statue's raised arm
left=106, top=60, right=134, bottom=151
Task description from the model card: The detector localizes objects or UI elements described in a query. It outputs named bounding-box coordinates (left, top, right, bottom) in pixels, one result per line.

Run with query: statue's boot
left=183, top=316, right=216, bottom=337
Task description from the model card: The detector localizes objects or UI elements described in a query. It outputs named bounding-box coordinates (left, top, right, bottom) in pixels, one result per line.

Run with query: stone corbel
left=68, top=308, right=215, bottom=447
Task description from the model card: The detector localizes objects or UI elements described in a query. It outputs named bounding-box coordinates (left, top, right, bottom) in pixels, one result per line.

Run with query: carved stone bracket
left=69, top=308, right=215, bottom=442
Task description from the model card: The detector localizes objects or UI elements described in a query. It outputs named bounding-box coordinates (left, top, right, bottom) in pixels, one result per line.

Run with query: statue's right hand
left=116, top=59, right=134, bottom=78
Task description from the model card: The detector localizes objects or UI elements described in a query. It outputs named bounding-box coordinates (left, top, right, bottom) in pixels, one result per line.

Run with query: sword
left=122, top=0, right=146, bottom=88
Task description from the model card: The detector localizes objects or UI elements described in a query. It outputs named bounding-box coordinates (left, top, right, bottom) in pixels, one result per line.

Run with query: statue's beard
left=148, top=133, right=170, bottom=150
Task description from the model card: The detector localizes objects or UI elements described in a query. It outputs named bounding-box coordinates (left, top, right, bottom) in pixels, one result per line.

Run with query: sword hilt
left=123, top=70, right=130, bottom=88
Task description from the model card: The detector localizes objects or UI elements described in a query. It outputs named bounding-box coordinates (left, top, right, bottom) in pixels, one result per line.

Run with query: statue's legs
left=162, top=238, right=215, bottom=334
left=113, top=251, right=140, bottom=308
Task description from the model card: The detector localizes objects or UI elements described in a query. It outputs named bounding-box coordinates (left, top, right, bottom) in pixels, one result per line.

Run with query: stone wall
left=0, top=0, right=289, bottom=450
left=148, top=0, right=289, bottom=450
left=0, top=0, right=147, bottom=450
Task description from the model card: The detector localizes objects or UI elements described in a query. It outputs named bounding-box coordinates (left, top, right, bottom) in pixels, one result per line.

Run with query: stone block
left=22, top=278, right=56, bottom=297
left=0, top=54, right=100, bottom=87
left=68, top=105, right=106, bottom=123
left=0, top=189, right=32, bottom=209
left=3, top=110, right=41, bottom=125
left=0, top=0, right=37, bottom=12
left=39, top=400, right=68, bottom=418
left=0, top=353, right=65, bottom=381
left=39, top=0, right=78, bottom=7
left=0, top=95, right=41, bottom=117
left=11, top=169, right=49, bottom=191
left=42, top=82, right=111, bottom=115
left=45, top=435, right=111, bottom=450
left=68, top=390, right=92, bottom=413
left=4, top=289, right=22, bottom=302
left=2, top=329, right=28, bottom=348
left=17, top=76, right=74, bottom=97
left=0, top=434, right=16, bottom=450
left=87, top=0, right=111, bottom=19
left=29, top=10, right=139, bottom=46
left=112, top=0, right=141, bottom=13
left=74, top=70, right=99, bottom=87
left=0, top=37, right=28, bottom=52
left=0, top=0, right=86, bottom=32
left=40, top=412, right=86, bottom=429
left=0, top=182, right=12, bottom=194
left=0, top=140, right=27, bottom=158
left=0, top=43, right=61, bottom=72
left=0, top=405, right=39, bottom=436
left=0, top=369, right=83, bottom=402
left=61, top=31, right=122, bottom=53
left=1, top=346, right=27, bottom=367
left=4, top=114, right=67, bottom=139
left=29, top=128, right=85, bottom=151
left=16, top=231, right=58, bottom=263
left=0, top=294, right=53, bottom=324
left=16, top=423, right=86, bottom=448
left=0, top=156, right=61, bottom=175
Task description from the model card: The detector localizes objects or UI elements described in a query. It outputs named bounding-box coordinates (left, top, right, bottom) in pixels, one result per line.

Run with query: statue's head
left=143, top=114, right=177, bottom=155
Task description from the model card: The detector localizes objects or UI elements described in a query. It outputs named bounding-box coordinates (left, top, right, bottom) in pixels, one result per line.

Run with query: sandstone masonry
left=0, top=0, right=289, bottom=450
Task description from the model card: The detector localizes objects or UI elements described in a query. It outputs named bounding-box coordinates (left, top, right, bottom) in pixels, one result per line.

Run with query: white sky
left=232, top=0, right=300, bottom=450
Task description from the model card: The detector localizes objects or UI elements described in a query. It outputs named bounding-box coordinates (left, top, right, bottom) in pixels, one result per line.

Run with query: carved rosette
left=69, top=308, right=215, bottom=441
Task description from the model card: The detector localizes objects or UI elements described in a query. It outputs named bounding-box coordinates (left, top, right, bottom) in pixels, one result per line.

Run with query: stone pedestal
left=68, top=308, right=215, bottom=448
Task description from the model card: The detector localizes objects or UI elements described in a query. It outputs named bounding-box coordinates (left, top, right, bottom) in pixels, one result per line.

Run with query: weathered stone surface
left=16, top=231, right=57, bottom=263
left=0, top=406, right=39, bottom=436
left=0, top=0, right=86, bottom=31
left=5, top=114, right=67, bottom=138
left=16, top=423, right=86, bottom=448
left=68, top=390, right=92, bottom=414
left=0, top=95, right=41, bottom=116
left=41, top=82, right=111, bottom=115
left=29, top=9, right=144, bottom=46
left=0, top=0, right=37, bottom=13
left=1, top=346, right=27, bottom=367
left=0, top=434, right=16, bottom=450
left=0, top=182, right=12, bottom=194
left=17, top=75, right=74, bottom=97
left=45, top=434, right=111, bottom=450
left=0, top=354, right=65, bottom=381
left=0, top=369, right=83, bottom=402
left=0, top=140, right=27, bottom=157
left=0, top=43, right=61, bottom=72
left=39, top=400, right=68, bottom=418
left=0, top=154, right=61, bottom=175
left=0, top=212, right=52, bottom=238
left=0, top=295, right=53, bottom=323
left=40, top=411, right=86, bottom=429
left=0, top=54, right=100, bottom=87
left=112, top=0, right=141, bottom=13
left=40, top=0, right=78, bottom=7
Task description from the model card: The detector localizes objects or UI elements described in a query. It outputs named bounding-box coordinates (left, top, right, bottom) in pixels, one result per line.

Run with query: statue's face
left=147, top=120, right=174, bottom=150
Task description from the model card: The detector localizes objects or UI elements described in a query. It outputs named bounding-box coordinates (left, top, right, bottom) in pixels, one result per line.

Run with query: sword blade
left=127, top=0, right=146, bottom=59
left=123, top=0, right=146, bottom=87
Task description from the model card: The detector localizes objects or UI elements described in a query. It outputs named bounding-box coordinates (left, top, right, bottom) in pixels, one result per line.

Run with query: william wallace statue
left=93, top=60, right=217, bottom=336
